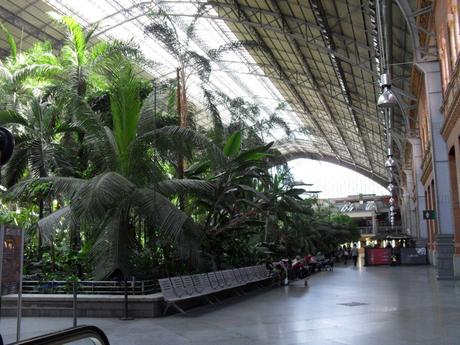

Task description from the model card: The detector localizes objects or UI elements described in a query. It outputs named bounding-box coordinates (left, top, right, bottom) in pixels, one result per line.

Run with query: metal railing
left=377, top=225, right=403, bottom=235
left=359, top=226, right=374, bottom=235
left=21, top=279, right=159, bottom=295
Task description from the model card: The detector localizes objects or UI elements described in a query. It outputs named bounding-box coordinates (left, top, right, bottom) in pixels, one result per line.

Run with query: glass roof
left=0, top=0, right=420, bottom=187
left=44, top=0, right=308, bottom=145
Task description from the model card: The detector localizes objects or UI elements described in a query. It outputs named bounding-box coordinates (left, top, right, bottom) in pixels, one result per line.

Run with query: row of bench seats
left=158, top=265, right=271, bottom=314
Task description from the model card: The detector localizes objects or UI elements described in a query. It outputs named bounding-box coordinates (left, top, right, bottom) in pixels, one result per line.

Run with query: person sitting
left=306, top=253, right=319, bottom=272
left=292, top=255, right=306, bottom=279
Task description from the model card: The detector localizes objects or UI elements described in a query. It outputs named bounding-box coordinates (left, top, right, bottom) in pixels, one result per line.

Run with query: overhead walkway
left=2, top=265, right=460, bottom=345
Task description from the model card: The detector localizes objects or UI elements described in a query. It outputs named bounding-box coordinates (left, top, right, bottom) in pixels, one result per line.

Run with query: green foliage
left=223, top=131, right=241, bottom=157
left=0, top=14, right=362, bottom=282
left=0, top=22, right=17, bottom=61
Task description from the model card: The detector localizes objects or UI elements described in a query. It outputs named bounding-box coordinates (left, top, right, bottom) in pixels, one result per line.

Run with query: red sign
left=1, top=225, right=23, bottom=295
left=365, top=248, right=392, bottom=265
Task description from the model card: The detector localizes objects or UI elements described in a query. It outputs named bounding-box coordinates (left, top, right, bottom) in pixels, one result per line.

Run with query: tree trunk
left=180, top=68, right=188, bottom=128
left=176, top=68, right=186, bottom=210
left=264, top=211, right=271, bottom=242
left=37, top=198, right=44, bottom=259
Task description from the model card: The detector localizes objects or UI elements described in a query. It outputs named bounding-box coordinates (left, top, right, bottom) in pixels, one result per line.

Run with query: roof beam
left=163, top=4, right=378, bottom=75
left=310, top=0, right=375, bottom=172
left=266, top=0, right=360, bottom=167
left=0, top=4, right=62, bottom=48
left=222, top=0, right=340, bottom=159
left=271, top=143, right=387, bottom=187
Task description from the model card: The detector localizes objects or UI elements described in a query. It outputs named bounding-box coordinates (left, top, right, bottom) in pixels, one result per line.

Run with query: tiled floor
left=1, top=263, right=460, bottom=344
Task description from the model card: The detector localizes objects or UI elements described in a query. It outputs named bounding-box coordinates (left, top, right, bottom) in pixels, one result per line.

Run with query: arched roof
left=271, top=139, right=388, bottom=188
left=0, top=0, right=430, bottom=183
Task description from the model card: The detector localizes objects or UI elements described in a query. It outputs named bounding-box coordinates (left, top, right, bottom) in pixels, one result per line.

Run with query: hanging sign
left=423, top=210, right=436, bottom=220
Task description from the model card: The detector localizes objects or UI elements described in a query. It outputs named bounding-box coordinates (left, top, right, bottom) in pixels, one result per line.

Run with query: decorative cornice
left=441, top=56, right=460, bottom=140
left=421, top=148, right=433, bottom=185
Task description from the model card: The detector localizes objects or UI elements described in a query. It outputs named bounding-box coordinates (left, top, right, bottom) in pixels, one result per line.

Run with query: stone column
left=453, top=139, right=460, bottom=276
left=372, top=213, right=377, bottom=235
left=408, top=137, right=428, bottom=245
left=401, top=190, right=411, bottom=235
left=403, top=169, right=418, bottom=238
left=417, top=61, right=455, bottom=279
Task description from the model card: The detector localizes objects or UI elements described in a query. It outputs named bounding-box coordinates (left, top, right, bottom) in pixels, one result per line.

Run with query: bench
left=158, top=265, right=270, bottom=315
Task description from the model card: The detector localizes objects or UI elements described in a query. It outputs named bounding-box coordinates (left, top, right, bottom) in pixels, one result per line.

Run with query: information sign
left=0, top=225, right=23, bottom=295
left=365, top=248, right=392, bottom=265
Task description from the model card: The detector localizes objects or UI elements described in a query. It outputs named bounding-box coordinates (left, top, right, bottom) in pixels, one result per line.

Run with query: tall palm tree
left=12, top=59, right=224, bottom=278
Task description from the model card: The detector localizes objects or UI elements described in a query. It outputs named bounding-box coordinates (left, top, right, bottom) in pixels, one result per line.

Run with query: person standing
left=343, top=246, right=349, bottom=265
left=352, top=244, right=359, bottom=267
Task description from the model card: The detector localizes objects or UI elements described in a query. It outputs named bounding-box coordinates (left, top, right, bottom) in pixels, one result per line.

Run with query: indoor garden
left=0, top=14, right=359, bottom=282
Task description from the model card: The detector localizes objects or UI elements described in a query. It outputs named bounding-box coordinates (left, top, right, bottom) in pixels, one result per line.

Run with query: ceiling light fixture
left=378, top=73, right=397, bottom=108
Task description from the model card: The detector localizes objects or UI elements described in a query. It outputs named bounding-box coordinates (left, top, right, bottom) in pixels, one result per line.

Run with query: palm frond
left=10, top=176, right=85, bottom=200
left=207, top=41, right=259, bottom=60
left=89, top=207, right=130, bottom=279
left=136, top=188, right=189, bottom=240
left=71, top=172, right=136, bottom=220
left=144, top=125, right=228, bottom=167
left=102, top=62, right=141, bottom=174
left=37, top=206, right=72, bottom=244
left=158, top=179, right=215, bottom=196
left=144, top=12, right=181, bottom=58
left=0, top=109, right=28, bottom=126
left=202, top=88, right=224, bottom=143
left=60, top=16, right=87, bottom=66
left=13, top=64, right=62, bottom=85
left=0, top=63, right=13, bottom=84
left=185, top=50, right=211, bottom=81
left=0, top=22, right=17, bottom=61
left=3, top=143, right=28, bottom=187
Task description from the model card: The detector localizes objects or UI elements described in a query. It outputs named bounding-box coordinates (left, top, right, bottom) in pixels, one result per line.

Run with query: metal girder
left=223, top=0, right=342, bottom=159
left=0, top=4, right=62, bottom=48
left=218, top=59, right=383, bottom=100
left=265, top=0, right=360, bottom=166
left=408, top=4, right=433, bottom=18
left=310, top=0, right=375, bottom=172
left=271, top=142, right=388, bottom=187
left=206, top=1, right=374, bottom=52
left=393, top=0, right=434, bottom=61
left=162, top=2, right=378, bottom=75
left=213, top=62, right=386, bottom=121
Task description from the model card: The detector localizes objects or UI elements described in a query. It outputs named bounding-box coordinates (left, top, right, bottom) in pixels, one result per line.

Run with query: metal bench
left=158, top=278, right=188, bottom=315
left=158, top=266, right=273, bottom=315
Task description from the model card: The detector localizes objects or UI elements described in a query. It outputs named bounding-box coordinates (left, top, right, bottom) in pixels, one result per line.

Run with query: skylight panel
left=44, top=0, right=309, bottom=145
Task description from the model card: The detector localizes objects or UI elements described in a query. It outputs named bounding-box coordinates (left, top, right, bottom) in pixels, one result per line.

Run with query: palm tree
left=183, top=131, right=275, bottom=269
left=0, top=97, right=76, bottom=186
left=0, top=22, right=61, bottom=108
left=0, top=97, right=77, bottom=257
left=144, top=7, right=254, bottom=189
left=11, top=59, right=224, bottom=279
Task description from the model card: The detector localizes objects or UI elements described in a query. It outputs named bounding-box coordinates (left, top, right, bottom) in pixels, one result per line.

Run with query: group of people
left=264, top=252, right=335, bottom=286
left=336, top=244, right=360, bottom=266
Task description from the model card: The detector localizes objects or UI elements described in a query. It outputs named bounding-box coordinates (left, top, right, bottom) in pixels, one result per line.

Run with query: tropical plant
left=0, top=23, right=61, bottom=108
left=10, top=59, right=222, bottom=278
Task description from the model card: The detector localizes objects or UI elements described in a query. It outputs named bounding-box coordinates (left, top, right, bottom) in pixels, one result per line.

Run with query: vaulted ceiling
left=0, top=0, right=425, bottom=187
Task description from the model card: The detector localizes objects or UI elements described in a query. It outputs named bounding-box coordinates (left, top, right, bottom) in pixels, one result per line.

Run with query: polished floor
left=2, top=263, right=460, bottom=345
